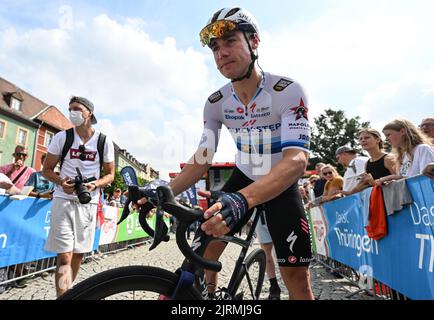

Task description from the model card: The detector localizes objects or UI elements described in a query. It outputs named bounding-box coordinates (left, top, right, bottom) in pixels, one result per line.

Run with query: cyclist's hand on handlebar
left=137, top=197, right=149, bottom=206
left=201, top=191, right=249, bottom=238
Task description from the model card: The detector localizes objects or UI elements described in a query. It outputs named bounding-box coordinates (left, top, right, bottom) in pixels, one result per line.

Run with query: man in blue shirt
left=25, top=154, right=55, bottom=199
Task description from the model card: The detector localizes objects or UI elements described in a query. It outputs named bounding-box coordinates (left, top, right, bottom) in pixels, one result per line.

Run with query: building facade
left=1, top=76, right=159, bottom=177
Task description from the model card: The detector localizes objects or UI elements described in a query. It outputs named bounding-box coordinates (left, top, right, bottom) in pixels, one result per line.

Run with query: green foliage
left=310, top=109, right=370, bottom=172
left=104, top=171, right=150, bottom=197
left=138, top=177, right=150, bottom=186
left=104, top=171, right=125, bottom=195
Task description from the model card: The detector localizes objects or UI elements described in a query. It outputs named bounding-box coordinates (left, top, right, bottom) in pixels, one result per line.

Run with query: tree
left=310, top=109, right=370, bottom=172
left=104, top=171, right=124, bottom=196
left=104, top=171, right=150, bottom=196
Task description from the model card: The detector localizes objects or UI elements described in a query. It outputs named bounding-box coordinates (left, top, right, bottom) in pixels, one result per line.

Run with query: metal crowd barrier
left=0, top=236, right=151, bottom=292
left=314, top=254, right=409, bottom=300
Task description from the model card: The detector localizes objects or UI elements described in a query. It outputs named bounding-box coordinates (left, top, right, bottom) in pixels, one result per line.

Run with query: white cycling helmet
left=199, top=7, right=260, bottom=47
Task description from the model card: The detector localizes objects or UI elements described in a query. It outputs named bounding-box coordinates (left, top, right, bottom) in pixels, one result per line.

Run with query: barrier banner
left=0, top=196, right=55, bottom=268
left=99, top=206, right=120, bottom=245
left=321, top=176, right=434, bottom=300
left=308, top=207, right=330, bottom=257
left=185, top=185, right=198, bottom=206
left=115, top=209, right=148, bottom=242
left=115, top=210, right=170, bottom=243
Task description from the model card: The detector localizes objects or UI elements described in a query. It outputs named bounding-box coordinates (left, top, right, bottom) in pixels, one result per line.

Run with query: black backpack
left=59, top=128, right=106, bottom=173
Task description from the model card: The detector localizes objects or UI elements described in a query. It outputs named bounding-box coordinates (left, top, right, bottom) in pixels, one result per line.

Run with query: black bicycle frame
left=174, top=206, right=264, bottom=300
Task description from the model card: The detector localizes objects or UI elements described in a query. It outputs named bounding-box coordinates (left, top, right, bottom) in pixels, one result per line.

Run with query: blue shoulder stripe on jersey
left=236, top=141, right=283, bottom=154
left=281, top=140, right=310, bottom=150
left=252, top=88, right=264, bottom=101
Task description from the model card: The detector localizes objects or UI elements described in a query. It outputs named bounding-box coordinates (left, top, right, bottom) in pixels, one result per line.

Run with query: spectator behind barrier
left=422, top=163, right=434, bottom=179
left=320, top=164, right=344, bottom=203
left=337, top=129, right=399, bottom=196
left=380, top=118, right=434, bottom=184
left=419, top=117, right=434, bottom=143
left=335, top=145, right=368, bottom=192
left=109, top=187, right=123, bottom=208
left=25, top=153, right=55, bottom=200
left=312, top=163, right=327, bottom=197
left=0, top=172, right=21, bottom=195
left=0, top=145, right=36, bottom=190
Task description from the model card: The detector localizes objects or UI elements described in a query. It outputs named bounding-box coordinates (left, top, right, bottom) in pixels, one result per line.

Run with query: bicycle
left=58, top=184, right=266, bottom=300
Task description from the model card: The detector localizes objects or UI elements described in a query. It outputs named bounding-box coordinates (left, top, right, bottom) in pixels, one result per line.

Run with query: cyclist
left=139, top=7, right=314, bottom=300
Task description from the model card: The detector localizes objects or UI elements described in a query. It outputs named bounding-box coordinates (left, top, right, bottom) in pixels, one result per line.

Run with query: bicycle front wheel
left=232, top=248, right=266, bottom=300
left=58, top=266, right=202, bottom=300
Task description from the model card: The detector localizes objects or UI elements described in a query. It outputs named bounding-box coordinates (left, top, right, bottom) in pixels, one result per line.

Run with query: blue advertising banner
left=321, top=176, right=434, bottom=300
left=185, top=185, right=198, bottom=206
left=0, top=196, right=55, bottom=268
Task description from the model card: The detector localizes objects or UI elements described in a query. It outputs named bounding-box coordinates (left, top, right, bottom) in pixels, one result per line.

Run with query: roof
left=0, top=76, right=71, bottom=131
left=180, top=162, right=236, bottom=169
left=0, top=76, right=48, bottom=118
left=35, top=105, right=72, bottom=131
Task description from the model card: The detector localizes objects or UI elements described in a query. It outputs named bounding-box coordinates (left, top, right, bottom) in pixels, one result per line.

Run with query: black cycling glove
left=210, top=191, right=249, bottom=230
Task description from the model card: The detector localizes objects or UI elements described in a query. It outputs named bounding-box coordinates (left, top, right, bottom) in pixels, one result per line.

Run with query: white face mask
left=69, top=110, right=85, bottom=127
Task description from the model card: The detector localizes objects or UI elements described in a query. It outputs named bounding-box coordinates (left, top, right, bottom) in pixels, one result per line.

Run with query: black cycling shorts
left=220, top=167, right=313, bottom=267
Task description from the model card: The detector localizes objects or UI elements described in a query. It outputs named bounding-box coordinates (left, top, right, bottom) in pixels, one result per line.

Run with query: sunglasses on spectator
left=15, top=152, right=27, bottom=157
left=79, top=145, right=86, bottom=161
left=419, top=123, right=433, bottom=129
left=323, top=171, right=333, bottom=176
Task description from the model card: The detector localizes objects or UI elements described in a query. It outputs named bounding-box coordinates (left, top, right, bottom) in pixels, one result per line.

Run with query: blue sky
left=1, top=1, right=433, bottom=178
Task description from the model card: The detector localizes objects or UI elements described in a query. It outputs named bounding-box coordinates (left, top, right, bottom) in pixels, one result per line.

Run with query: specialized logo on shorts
left=286, top=231, right=298, bottom=253
left=273, top=78, right=294, bottom=92
left=237, top=107, right=244, bottom=114
left=208, top=91, right=223, bottom=104
left=290, top=98, right=309, bottom=121
left=70, top=148, right=97, bottom=162
left=288, top=256, right=298, bottom=264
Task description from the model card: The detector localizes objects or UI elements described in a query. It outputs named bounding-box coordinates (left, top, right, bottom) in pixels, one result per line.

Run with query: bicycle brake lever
left=149, top=206, right=170, bottom=251
left=137, top=203, right=157, bottom=237
left=117, top=199, right=131, bottom=225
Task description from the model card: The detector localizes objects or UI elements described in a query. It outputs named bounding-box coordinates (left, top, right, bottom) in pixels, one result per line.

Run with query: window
left=17, top=128, right=28, bottom=146
left=11, top=97, right=22, bottom=111
left=45, top=131, right=54, bottom=147
left=0, top=120, right=5, bottom=139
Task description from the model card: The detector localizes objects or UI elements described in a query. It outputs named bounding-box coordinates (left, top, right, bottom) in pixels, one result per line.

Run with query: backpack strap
left=60, top=129, right=106, bottom=174
left=97, top=132, right=106, bottom=172
left=60, top=128, right=74, bottom=170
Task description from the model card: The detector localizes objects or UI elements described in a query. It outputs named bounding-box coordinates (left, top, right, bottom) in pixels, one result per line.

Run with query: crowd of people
left=299, top=117, right=434, bottom=207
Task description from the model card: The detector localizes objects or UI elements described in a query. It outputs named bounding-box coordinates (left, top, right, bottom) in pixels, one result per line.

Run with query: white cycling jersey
left=199, top=72, right=311, bottom=181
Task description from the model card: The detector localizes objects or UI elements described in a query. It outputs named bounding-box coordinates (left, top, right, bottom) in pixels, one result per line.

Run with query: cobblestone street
left=0, top=238, right=375, bottom=300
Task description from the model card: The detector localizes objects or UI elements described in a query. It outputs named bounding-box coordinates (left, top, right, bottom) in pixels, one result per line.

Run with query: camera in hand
left=74, top=168, right=96, bottom=204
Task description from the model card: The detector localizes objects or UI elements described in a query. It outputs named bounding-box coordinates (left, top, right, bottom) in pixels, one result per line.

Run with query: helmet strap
left=231, top=31, right=258, bottom=83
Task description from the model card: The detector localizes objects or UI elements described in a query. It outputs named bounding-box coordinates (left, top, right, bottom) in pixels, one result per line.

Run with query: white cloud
left=355, top=68, right=434, bottom=129
left=0, top=13, right=233, bottom=179
left=259, top=1, right=434, bottom=122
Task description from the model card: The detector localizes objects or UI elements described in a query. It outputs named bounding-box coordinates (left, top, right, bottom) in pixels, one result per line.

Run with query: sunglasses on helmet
left=199, top=20, right=238, bottom=47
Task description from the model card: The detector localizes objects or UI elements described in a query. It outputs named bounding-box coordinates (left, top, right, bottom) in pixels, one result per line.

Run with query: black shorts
left=221, top=167, right=313, bottom=267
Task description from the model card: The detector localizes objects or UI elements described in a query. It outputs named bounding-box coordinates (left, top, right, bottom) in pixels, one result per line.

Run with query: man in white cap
left=335, top=145, right=368, bottom=192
